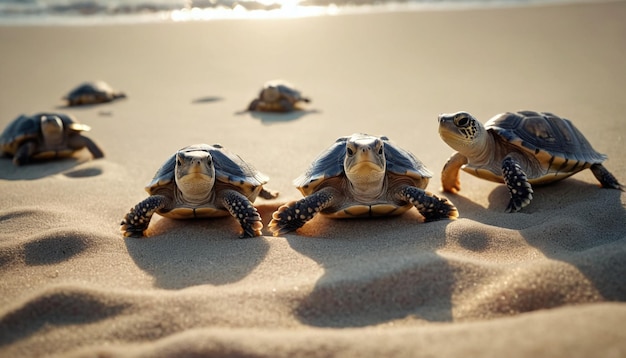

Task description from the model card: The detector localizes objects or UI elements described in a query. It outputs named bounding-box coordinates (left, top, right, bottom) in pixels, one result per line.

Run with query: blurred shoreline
left=0, top=0, right=605, bottom=26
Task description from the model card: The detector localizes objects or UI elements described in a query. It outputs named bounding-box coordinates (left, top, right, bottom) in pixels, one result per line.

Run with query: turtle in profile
left=438, top=110, right=623, bottom=212
left=64, top=81, right=126, bottom=106
left=248, top=80, right=310, bottom=112
left=268, top=133, right=458, bottom=235
left=121, top=144, right=279, bottom=238
left=0, top=113, right=104, bottom=165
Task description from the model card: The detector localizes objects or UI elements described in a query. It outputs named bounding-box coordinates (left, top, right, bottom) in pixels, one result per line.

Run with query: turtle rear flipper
left=590, top=164, right=624, bottom=191
left=121, top=195, right=170, bottom=237
left=220, top=189, right=263, bottom=238
left=396, top=186, right=458, bottom=221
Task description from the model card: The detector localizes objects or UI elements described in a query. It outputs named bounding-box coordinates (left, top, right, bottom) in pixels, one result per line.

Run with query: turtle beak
left=438, top=113, right=451, bottom=124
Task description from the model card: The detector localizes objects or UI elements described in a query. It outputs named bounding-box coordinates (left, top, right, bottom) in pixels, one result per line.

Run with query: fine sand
left=1, top=2, right=625, bottom=357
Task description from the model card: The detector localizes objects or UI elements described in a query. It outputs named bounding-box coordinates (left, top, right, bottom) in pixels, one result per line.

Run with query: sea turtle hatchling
left=438, top=110, right=623, bottom=212
left=121, top=144, right=279, bottom=238
left=268, top=133, right=458, bottom=235
left=248, top=80, right=310, bottom=112
left=0, top=113, right=104, bottom=166
left=64, top=81, right=126, bottom=106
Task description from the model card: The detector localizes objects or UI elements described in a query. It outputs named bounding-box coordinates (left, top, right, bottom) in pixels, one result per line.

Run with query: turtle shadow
left=55, top=97, right=127, bottom=110
left=513, top=179, right=626, bottom=306
left=285, top=211, right=457, bottom=327
left=477, top=177, right=626, bottom=308
left=235, top=109, right=320, bottom=124
left=439, top=191, right=489, bottom=222
left=191, top=96, right=223, bottom=104
left=123, top=216, right=270, bottom=289
left=0, top=154, right=101, bottom=180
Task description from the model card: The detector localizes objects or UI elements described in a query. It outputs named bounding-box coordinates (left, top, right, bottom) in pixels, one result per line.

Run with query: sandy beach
left=1, top=1, right=625, bottom=356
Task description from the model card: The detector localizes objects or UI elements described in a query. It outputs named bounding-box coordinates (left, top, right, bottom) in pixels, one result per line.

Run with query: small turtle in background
left=269, top=133, right=457, bottom=236
left=64, top=81, right=126, bottom=106
left=0, top=113, right=104, bottom=166
left=438, top=110, right=623, bottom=212
left=121, top=144, right=279, bottom=239
left=248, top=80, right=310, bottom=112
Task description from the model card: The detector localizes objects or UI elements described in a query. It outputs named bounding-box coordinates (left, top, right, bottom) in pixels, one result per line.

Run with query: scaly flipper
left=269, top=187, right=336, bottom=236
left=221, top=190, right=263, bottom=238
left=13, top=141, right=37, bottom=166
left=396, top=186, right=458, bottom=221
left=441, top=152, right=468, bottom=193
left=502, top=156, right=533, bottom=212
left=121, top=195, right=170, bottom=237
left=590, top=164, right=624, bottom=191
left=70, top=135, right=104, bottom=159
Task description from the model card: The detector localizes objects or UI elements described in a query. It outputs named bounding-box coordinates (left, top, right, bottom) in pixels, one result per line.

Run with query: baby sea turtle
left=438, top=110, right=623, bottom=212
left=268, top=133, right=458, bottom=235
left=121, top=144, right=279, bottom=238
left=0, top=113, right=104, bottom=166
left=64, top=81, right=126, bottom=106
left=248, top=80, right=310, bottom=112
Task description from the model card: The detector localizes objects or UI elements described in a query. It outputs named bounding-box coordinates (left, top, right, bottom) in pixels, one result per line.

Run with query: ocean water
left=0, top=0, right=593, bottom=25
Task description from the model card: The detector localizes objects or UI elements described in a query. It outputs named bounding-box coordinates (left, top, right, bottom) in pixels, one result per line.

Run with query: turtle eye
left=176, top=159, right=182, bottom=167
left=455, top=115, right=470, bottom=127
left=347, top=147, right=355, bottom=156
left=378, top=146, right=383, bottom=155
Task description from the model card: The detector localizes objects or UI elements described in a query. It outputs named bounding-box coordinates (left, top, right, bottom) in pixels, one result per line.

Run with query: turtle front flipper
left=502, top=156, right=533, bottom=212
left=121, top=195, right=170, bottom=237
left=396, top=186, right=458, bottom=221
left=248, top=99, right=261, bottom=111
left=13, top=141, right=37, bottom=166
left=70, top=135, right=104, bottom=159
left=590, top=164, right=624, bottom=191
left=220, top=189, right=263, bottom=239
left=258, top=187, right=280, bottom=200
left=441, top=152, right=468, bottom=193
left=278, top=98, right=294, bottom=112
left=269, top=188, right=336, bottom=236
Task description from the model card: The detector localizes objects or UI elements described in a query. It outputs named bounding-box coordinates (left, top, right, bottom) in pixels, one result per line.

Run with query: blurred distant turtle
left=268, top=133, right=458, bottom=235
left=64, top=81, right=126, bottom=106
left=0, top=113, right=104, bottom=166
left=438, top=110, right=623, bottom=212
left=121, top=144, right=279, bottom=239
left=248, top=80, right=310, bottom=112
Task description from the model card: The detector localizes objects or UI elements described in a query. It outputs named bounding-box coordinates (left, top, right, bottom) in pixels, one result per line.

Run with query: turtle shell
left=485, top=110, right=607, bottom=182
left=273, top=83, right=302, bottom=101
left=262, top=80, right=305, bottom=102
left=146, top=144, right=269, bottom=200
left=295, top=134, right=432, bottom=196
left=64, top=81, right=124, bottom=105
left=0, top=113, right=90, bottom=155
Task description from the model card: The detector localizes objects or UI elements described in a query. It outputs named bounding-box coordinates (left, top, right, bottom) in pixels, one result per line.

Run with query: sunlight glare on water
left=170, top=0, right=333, bottom=21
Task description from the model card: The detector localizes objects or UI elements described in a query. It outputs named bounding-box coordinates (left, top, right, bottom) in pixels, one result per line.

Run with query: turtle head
left=174, top=148, right=216, bottom=203
left=40, top=115, right=65, bottom=146
left=438, top=111, right=488, bottom=156
left=344, top=134, right=387, bottom=192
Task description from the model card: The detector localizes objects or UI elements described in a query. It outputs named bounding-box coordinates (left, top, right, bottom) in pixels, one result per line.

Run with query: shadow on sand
left=286, top=212, right=456, bottom=327
left=123, top=215, right=271, bottom=289
left=0, top=155, right=103, bottom=180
